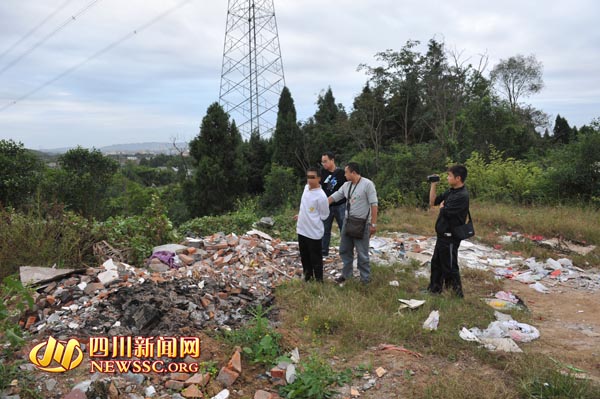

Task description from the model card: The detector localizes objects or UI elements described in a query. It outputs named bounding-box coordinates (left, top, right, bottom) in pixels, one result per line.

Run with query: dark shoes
left=334, top=276, right=346, bottom=284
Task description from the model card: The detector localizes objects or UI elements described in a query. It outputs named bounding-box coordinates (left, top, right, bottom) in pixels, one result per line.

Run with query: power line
left=0, top=0, right=102, bottom=77
left=0, top=0, right=75, bottom=63
left=0, top=0, right=195, bottom=113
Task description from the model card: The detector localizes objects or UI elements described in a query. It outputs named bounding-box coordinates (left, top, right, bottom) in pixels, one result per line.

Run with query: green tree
left=243, top=129, right=271, bottom=194
left=553, top=114, right=574, bottom=144
left=490, top=54, right=544, bottom=112
left=185, top=102, right=246, bottom=217
left=50, top=147, right=118, bottom=219
left=272, top=87, right=305, bottom=175
left=305, top=88, right=350, bottom=163
left=259, top=164, right=299, bottom=211
left=0, top=139, right=43, bottom=208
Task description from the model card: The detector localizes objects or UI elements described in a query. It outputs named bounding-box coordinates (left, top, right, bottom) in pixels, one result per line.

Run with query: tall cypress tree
left=272, top=87, right=305, bottom=174
left=185, top=102, right=246, bottom=217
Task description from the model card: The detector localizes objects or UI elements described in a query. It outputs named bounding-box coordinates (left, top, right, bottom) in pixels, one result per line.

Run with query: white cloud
left=0, top=0, right=598, bottom=148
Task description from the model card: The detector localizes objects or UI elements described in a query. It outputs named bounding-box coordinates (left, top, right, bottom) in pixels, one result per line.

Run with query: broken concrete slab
left=20, top=266, right=85, bottom=286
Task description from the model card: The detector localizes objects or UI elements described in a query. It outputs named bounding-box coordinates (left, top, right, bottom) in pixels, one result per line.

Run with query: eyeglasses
left=306, top=175, right=318, bottom=179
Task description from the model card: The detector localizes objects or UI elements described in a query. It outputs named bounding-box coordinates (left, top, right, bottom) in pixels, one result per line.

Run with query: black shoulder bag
left=451, top=210, right=475, bottom=240
left=344, top=182, right=369, bottom=238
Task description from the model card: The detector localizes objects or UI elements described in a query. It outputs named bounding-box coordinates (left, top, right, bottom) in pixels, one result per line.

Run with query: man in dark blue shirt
left=428, top=164, right=470, bottom=297
left=320, top=152, right=346, bottom=256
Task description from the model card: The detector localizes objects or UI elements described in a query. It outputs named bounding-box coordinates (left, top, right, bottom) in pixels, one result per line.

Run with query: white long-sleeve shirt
left=296, top=184, right=330, bottom=240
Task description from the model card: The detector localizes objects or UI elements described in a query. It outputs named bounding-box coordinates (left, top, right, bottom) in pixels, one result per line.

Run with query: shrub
left=178, top=198, right=258, bottom=236
left=260, top=164, right=300, bottom=211
left=223, top=305, right=285, bottom=367
left=93, top=194, right=178, bottom=265
left=465, top=147, right=546, bottom=203
left=0, top=204, right=95, bottom=280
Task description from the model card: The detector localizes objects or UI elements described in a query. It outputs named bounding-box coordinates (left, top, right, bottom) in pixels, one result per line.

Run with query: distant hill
left=40, top=142, right=189, bottom=155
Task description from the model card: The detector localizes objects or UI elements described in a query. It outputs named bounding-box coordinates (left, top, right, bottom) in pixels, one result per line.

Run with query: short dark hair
left=447, top=164, right=467, bottom=182
left=307, top=167, right=320, bottom=177
left=345, top=162, right=361, bottom=175
left=322, top=151, right=335, bottom=160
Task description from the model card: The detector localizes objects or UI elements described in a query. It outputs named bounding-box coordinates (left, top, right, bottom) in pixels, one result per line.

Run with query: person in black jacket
left=320, top=152, right=346, bottom=256
left=427, top=165, right=469, bottom=297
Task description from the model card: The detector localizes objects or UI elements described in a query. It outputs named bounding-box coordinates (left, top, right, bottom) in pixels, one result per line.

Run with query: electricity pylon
left=219, top=0, right=285, bottom=138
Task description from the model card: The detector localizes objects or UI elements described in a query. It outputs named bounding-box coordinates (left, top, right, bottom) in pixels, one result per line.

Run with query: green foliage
left=185, top=102, right=247, bottom=217
left=0, top=139, right=44, bottom=209
left=0, top=204, right=96, bottom=280
left=223, top=305, right=284, bottom=367
left=543, top=127, right=600, bottom=201
left=0, top=275, right=34, bottom=350
left=178, top=197, right=258, bottom=236
left=279, top=354, right=352, bottom=399
left=272, top=87, right=306, bottom=175
left=490, top=54, right=544, bottom=112
left=242, top=130, right=271, bottom=194
left=465, top=148, right=546, bottom=202
left=518, top=368, right=600, bottom=399
left=93, top=194, right=178, bottom=265
left=350, top=143, right=445, bottom=209
left=260, top=164, right=300, bottom=212
left=46, top=147, right=118, bottom=219
left=106, top=173, right=155, bottom=217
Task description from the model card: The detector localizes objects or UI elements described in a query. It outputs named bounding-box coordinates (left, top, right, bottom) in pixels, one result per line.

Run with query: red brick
left=270, top=367, right=285, bottom=379
left=165, top=380, right=185, bottom=390
left=170, top=372, right=190, bottom=381
left=228, top=349, right=242, bottom=373
left=255, top=390, right=279, bottom=399
left=185, top=372, right=210, bottom=387
left=216, top=366, right=239, bottom=387
left=181, top=384, right=204, bottom=398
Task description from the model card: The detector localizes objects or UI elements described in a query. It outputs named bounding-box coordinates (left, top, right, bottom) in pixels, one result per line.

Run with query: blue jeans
left=339, top=217, right=371, bottom=282
left=322, top=203, right=346, bottom=256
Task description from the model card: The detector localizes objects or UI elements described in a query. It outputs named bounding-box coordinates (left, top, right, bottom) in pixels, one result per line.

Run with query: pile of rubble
left=8, top=228, right=599, bottom=398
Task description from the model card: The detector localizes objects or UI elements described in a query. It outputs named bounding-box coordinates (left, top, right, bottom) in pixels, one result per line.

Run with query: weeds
left=1, top=275, right=34, bottom=351
left=279, top=354, right=352, bottom=399
left=222, top=305, right=286, bottom=367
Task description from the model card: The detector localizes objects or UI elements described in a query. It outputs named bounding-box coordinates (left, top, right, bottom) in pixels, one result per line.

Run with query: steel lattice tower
left=219, top=0, right=285, bottom=138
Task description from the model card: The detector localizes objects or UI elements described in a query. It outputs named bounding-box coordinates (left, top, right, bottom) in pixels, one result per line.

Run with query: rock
left=181, top=384, right=203, bottom=398
left=84, top=282, right=104, bottom=295
left=145, top=385, right=157, bottom=397
left=150, top=262, right=170, bottom=273
left=216, top=367, right=239, bottom=387
left=45, top=378, right=58, bottom=391
left=186, top=373, right=210, bottom=387
left=98, top=269, right=119, bottom=286
left=179, top=254, right=195, bottom=265
left=211, top=389, right=230, bottom=399
left=350, top=387, right=360, bottom=397
left=153, top=244, right=188, bottom=254
left=165, top=380, right=185, bottom=390
left=170, top=373, right=191, bottom=382
left=227, top=349, right=242, bottom=373
left=375, top=366, right=387, bottom=378
left=254, top=390, right=278, bottom=399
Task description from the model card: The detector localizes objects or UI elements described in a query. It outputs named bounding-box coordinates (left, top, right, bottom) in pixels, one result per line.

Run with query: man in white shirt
left=295, top=167, right=330, bottom=282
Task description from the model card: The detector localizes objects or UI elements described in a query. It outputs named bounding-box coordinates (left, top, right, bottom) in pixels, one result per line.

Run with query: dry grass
left=380, top=201, right=600, bottom=267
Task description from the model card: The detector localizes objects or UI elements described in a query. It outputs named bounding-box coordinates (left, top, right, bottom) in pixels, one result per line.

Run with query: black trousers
left=428, top=236, right=464, bottom=297
left=298, top=234, right=323, bottom=282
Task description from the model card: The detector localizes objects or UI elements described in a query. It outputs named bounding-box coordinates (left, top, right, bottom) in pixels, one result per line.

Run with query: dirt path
left=504, top=279, right=600, bottom=381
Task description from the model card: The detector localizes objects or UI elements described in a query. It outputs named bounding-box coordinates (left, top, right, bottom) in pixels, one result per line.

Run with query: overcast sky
left=0, top=0, right=598, bottom=150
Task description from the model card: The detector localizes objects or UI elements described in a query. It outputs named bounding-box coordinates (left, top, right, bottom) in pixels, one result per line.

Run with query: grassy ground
left=273, top=201, right=600, bottom=398
left=275, top=262, right=600, bottom=398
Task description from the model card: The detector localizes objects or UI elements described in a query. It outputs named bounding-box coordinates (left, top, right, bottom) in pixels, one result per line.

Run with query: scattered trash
left=377, top=344, right=423, bottom=358
left=389, top=280, right=400, bottom=287
left=460, top=312, right=539, bottom=352
left=398, top=299, right=426, bottom=310
left=422, top=310, right=440, bottom=331
left=484, top=298, right=521, bottom=311
left=530, top=281, right=550, bottom=293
